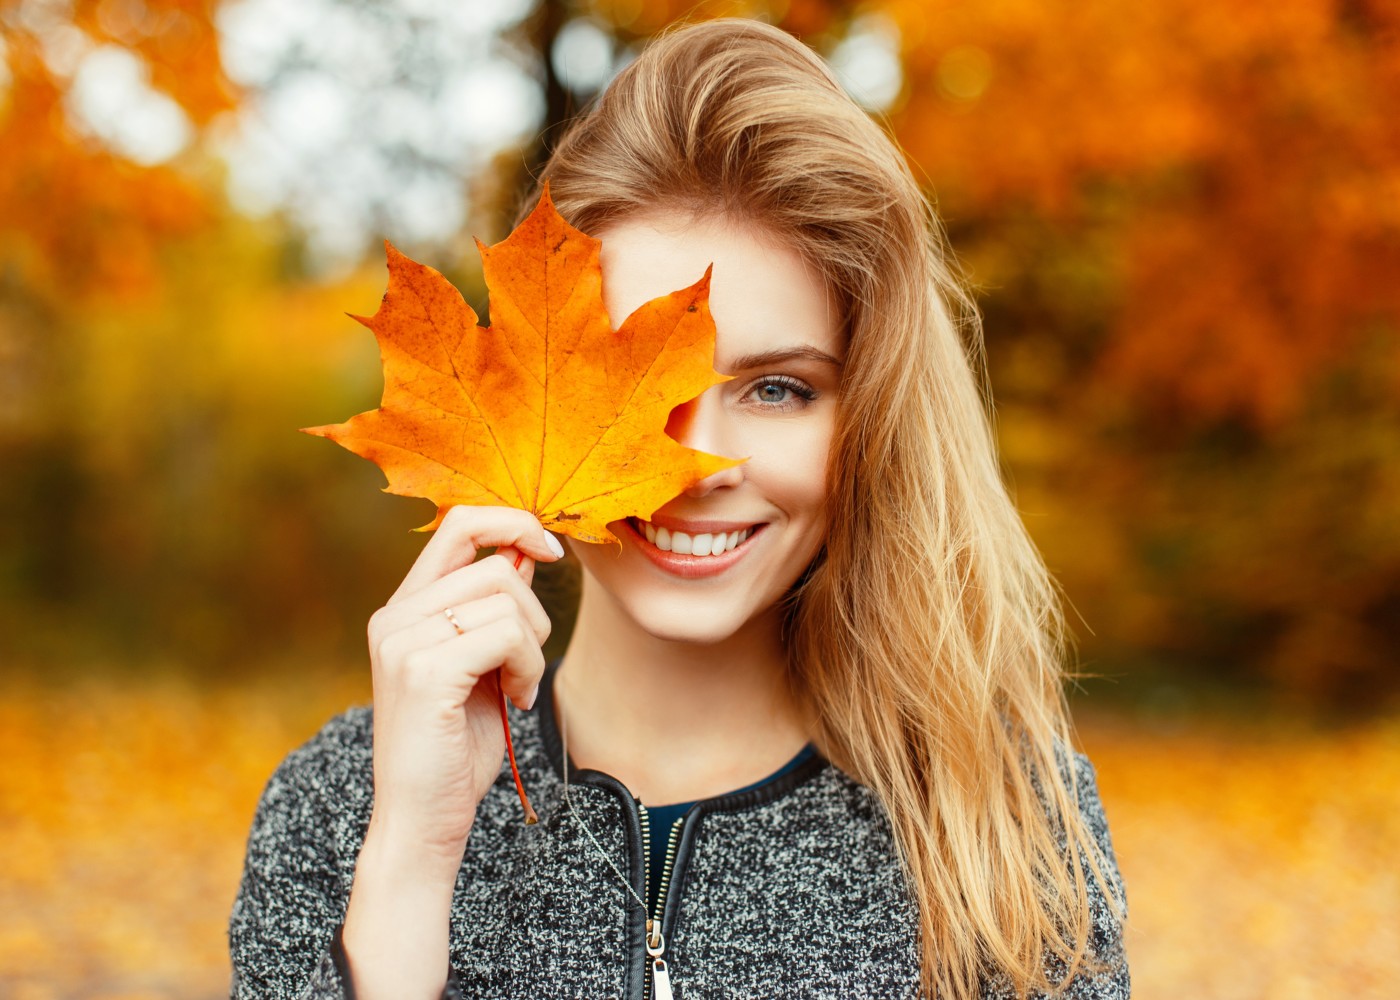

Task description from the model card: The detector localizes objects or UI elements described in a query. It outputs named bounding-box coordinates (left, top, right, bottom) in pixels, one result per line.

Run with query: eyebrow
left=724, top=345, right=845, bottom=371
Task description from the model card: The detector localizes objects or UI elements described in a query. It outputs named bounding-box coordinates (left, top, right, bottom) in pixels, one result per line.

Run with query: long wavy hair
left=514, top=17, right=1125, bottom=998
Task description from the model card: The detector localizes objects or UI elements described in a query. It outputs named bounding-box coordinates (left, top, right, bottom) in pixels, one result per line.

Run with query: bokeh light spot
left=66, top=44, right=193, bottom=165
left=831, top=13, right=903, bottom=112
left=938, top=44, right=994, bottom=103
left=552, top=17, right=616, bottom=96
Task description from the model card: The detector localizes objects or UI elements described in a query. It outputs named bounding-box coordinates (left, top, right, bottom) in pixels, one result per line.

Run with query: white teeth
left=635, top=519, right=758, bottom=556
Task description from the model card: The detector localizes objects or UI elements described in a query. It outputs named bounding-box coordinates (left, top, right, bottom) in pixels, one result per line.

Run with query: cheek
left=739, top=416, right=833, bottom=524
left=568, top=537, right=628, bottom=590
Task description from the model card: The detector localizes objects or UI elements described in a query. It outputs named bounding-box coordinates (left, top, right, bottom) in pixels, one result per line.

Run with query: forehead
left=594, top=209, right=844, bottom=366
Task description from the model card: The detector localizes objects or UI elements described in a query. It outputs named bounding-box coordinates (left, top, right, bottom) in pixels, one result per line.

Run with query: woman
left=231, top=18, right=1128, bottom=1000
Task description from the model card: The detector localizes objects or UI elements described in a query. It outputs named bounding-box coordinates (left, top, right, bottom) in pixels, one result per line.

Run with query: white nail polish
left=544, top=532, right=565, bottom=559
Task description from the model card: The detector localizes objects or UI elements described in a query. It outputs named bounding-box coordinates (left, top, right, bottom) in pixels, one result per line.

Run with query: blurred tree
left=883, top=0, right=1400, bottom=428
left=877, top=0, right=1400, bottom=708
left=1, top=0, right=236, bottom=651
left=206, top=0, right=853, bottom=267
left=2, top=209, right=442, bottom=670
left=0, top=0, right=233, bottom=301
left=514, top=0, right=851, bottom=217
left=3, top=0, right=1396, bottom=711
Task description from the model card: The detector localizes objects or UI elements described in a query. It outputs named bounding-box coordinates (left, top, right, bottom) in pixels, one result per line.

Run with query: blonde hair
left=516, top=18, right=1125, bottom=998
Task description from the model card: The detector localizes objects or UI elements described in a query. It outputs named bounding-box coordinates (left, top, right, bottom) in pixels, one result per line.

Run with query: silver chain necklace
left=557, top=691, right=676, bottom=999
left=558, top=698, right=649, bottom=913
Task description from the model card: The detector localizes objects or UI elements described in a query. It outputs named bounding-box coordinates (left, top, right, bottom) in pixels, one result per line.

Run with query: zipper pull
left=646, top=920, right=674, bottom=1000
left=651, top=959, right=674, bottom=1000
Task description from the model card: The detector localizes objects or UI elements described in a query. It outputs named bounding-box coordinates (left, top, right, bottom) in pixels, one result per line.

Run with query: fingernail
left=525, top=683, right=540, bottom=711
left=544, top=532, right=565, bottom=559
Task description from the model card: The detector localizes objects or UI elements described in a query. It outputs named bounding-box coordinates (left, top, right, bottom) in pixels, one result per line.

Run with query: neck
left=555, top=574, right=811, bottom=805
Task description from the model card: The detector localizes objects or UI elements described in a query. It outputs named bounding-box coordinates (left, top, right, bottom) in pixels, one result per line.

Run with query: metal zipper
left=653, top=817, right=684, bottom=932
left=637, top=803, right=685, bottom=1000
left=639, top=802, right=652, bottom=899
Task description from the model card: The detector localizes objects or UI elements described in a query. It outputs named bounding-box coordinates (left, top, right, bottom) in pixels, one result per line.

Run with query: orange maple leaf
left=304, top=183, right=742, bottom=544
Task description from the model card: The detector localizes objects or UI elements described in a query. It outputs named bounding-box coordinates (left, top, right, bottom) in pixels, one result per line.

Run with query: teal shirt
left=642, top=742, right=817, bottom=914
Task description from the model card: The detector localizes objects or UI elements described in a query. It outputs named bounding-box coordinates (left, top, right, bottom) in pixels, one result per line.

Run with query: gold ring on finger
left=443, top=606, right=466, bottom=635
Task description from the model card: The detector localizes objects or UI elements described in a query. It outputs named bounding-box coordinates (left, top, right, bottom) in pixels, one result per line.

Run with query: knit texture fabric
left=229, top=674, right=1129, bottom=999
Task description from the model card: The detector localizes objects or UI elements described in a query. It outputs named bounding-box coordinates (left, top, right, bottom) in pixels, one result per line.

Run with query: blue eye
left=746, top=375, right=818, bottom=411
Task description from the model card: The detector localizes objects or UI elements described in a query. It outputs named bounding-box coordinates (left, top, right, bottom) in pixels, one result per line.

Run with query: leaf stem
left=502, top=548, right=538, bottom=825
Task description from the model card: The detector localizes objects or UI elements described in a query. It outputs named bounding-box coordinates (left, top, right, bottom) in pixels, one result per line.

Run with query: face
left=567, top=208, right=845, bottom=645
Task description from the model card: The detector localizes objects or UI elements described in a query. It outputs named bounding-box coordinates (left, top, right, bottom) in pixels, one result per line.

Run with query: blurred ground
left=1, top=667, right=1396, bottom=1000
left=1077, top=707, right=1400, bottom=999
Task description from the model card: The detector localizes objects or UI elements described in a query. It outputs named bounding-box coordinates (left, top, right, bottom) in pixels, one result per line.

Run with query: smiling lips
left=628, top=517, right=757, bottom=557
left=624, top=516, right=765, bottom=577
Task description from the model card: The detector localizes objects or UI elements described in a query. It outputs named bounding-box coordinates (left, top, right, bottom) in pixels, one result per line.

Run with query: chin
left=615, top=591, right=761, bottom=646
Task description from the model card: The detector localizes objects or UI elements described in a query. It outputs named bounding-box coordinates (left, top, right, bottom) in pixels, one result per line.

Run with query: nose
left=665, top=389, right=744, bottom=496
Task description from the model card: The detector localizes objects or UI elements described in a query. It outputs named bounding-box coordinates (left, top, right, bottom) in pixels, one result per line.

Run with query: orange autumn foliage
left=0, top=0, right=233, bottom=301
left=883, top=0, right=1400, bottom=427
left=0, top=0, right=1391, bottom=706
left=305, top=185, right=742, bottom=544
left=855, top=0, right=1400, bottom=699
left=593, top=0, right=842, bottom=38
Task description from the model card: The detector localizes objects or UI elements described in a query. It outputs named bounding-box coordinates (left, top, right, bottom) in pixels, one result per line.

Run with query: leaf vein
left=411, top=288, right=528, bottom=509
left=536, top=308, right=691, bottom=513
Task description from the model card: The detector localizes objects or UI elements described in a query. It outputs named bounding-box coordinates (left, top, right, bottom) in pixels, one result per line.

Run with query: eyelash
left=743, top=375, right=819, bottom=411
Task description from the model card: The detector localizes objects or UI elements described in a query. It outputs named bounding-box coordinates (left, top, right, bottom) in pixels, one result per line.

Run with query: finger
left=473, top=618, right=547, bottom=709
left=375, top=555, right=551, bottom=644
left=374, top=592, right=517, bottom=667
left=441, top=592, right=523, bottom=639
left=406, top=617, right=546, bottom=711
left=390, top=506, right=564, bottom=603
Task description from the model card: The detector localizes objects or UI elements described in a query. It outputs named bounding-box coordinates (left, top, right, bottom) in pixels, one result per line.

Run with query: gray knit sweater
left=229, top=665, right=1129, bottom=998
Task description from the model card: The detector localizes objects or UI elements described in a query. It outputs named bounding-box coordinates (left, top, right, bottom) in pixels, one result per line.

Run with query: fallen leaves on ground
left=1077, top=707, right=1400, bottom=998
left=1, top=671, right=1396, bottom=999
left=0, top=667, right=370, bottom=1000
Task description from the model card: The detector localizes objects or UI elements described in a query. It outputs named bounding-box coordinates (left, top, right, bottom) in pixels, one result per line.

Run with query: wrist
left=342, top=821, right=464, bottom=1000
left=363, top=807, right=473, bottom=882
